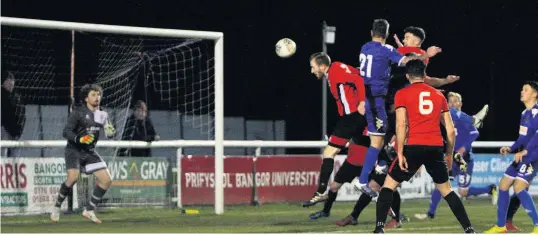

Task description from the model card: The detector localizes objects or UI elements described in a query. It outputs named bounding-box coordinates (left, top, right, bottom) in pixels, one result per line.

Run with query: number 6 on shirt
left=419, top=91, right=433, bottom=115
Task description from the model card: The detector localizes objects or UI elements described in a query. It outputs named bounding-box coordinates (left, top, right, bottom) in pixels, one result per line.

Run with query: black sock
left=376, top=188, right=394, bottom=228
left=391, top=190, right=401, bottom=222
left=86, top=185, right=107, bottom=210
left=317, top=158, right=334, bottom=194
left=323, top=190, right=338, bottom=214
left=55, top=182, right=71, bottom=208
left=351, top=193, right=372, bottom=219
left=507, top=194, right=521, bottom=222
left=444, top=191, right=472, bottom=230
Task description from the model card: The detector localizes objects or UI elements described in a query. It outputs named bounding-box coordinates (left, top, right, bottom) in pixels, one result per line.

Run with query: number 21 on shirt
left=359, top=53, right=372, bottom=78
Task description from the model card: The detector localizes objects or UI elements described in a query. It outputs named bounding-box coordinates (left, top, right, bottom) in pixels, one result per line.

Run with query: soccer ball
left=275, top=38, right=296, bottom=58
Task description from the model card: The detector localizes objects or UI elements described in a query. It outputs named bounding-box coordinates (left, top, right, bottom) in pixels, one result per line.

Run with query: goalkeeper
left=415, top=92, right=497, bottom=220
left=50, top=84, right=116, bottom=224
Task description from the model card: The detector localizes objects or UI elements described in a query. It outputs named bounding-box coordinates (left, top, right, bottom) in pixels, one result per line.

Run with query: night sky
left=3, top=0, right=538, bottom=144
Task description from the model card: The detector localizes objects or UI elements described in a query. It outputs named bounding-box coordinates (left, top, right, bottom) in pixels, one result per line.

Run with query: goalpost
left=0, top=17, right=225, bottom=214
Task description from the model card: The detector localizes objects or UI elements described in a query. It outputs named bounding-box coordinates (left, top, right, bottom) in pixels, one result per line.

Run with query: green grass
left=1, top=199, right=535, bottom=233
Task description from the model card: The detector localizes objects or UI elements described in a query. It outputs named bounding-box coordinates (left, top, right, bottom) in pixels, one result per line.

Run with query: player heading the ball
left=303, top=52, right=368, bottom=207
left=354, top=19, right=442, bottom=197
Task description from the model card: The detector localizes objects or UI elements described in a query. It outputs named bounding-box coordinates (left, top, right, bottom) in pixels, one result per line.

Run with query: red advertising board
left=181, top=156, right=253, bottom=205
left=254, top=155, right=321, bottom=204
left=180, top=155, right=321, bottom=205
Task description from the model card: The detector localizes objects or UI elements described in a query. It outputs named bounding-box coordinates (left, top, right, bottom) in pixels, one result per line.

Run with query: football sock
left=468, top=186, right=491, bottom=196
left=54, top=182, right=71, bottom=208
left=516, top=190, right=538, bottom=225
left=351, top=193, right=372, bottom=219
left=323, top=190, right=338, bottom=214
left=86, top=185, right=107, bottom=211
left=376, top=188, right=394, bottom=228
left=317, top=158, right=334, bottom=194
left=359, top=146, right=380, bottom=184
left=391, top=190, right=401, bottom=221
left=507, top=194, right=521, bottom=222
left=444, top=191, right=472, bottom=230
left=497, top=189, right=509, bottom=227
left=427, top=189, right=442, bottom=216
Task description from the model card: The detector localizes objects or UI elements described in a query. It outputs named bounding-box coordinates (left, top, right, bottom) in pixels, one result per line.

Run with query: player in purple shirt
left=354, top=19, right=442, bottom=196
left=415, top=92, right=498, bottom=221
left=485, top=81, right=538, bottom=234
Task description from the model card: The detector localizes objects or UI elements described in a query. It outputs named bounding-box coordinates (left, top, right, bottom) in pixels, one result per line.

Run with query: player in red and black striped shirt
left=303, top=52, right=368, bottom=207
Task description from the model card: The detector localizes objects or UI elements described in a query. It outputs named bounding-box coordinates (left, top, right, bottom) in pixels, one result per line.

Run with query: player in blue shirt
left=354, top=19, right=442, bottom=196
left=414, top=92, right=498, bottom=221
left=485, top=81, right=538, bottom=234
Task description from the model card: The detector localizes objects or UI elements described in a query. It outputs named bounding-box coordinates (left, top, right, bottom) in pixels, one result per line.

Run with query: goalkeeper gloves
left=454, top=152, right=468, bottom=173
left=77, top=134, right=95, bottom=145
left=104, top=123, right=116, bottom=138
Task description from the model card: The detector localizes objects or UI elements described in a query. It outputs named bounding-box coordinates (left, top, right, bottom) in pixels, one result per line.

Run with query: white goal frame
left=0, top=17, right=226, bottom=214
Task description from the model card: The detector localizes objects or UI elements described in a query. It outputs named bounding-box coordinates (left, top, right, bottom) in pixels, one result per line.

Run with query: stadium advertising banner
left=254, top=156, right=321, bottom=203
left=105, top=157, right=171, bottom=205
left=181, top=156, right=254, bottom=205
left=180, top=155, right=321, bottom=205
left=0, top=157, right=76, bottom=215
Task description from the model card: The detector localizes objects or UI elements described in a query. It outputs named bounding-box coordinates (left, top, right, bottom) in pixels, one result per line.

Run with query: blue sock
left=496, top=189, right=509, bottom=227
left=516, top=190, right=538, bottom=225
left=467, top=186, right=491, bottom=196
left=358, top=146, right=380, bottom=184
left=428, top=189, right=442, bottom=216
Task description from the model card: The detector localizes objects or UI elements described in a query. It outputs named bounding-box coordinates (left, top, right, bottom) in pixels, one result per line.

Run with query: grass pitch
left=1, top=199, right=534, bottom=233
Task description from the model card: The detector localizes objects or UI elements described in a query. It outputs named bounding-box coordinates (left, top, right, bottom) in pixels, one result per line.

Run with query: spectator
left=119, top=100, right=159, bottom=157
left=1, top=71, right=26, bottom=157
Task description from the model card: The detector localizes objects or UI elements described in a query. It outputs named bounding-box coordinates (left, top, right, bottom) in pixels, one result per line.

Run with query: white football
left=275, top=38, right=296, bottom=58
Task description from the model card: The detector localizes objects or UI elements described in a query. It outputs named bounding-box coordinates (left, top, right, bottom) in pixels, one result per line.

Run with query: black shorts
left=334, top=160, right=386, bottom=186
left=388, top=145, right=448, bottom=184
left=65, top=147, right=107, bottom=174
left=329, top=112, right=367, bottom=149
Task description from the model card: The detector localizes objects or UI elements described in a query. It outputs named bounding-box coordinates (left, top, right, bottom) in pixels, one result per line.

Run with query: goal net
left=0, top=18, right=224, bottom=215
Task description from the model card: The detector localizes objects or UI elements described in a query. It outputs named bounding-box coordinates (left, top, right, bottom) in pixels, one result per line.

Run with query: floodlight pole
left=321, top=21, right=336, bottom=141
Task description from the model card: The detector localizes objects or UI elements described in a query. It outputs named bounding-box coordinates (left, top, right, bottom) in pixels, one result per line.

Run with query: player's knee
left=382, top=174, right=399, bottom=190
left=94, top=169, right=113, bottom=189
left=513, top=179, right=529, bottom=193
left=458, top=188, right=468, bottom=197
left=322, top=145, right=340, bottom=157
left=329, top=182, right=340, bottom=192
left=65, top=169, right=79, bottom=187
left=499, top=176, right=514, bottom=191
left=370, top=136, right=384, bottom=148
left=436, top=182, right=453, bottom=197
left=369, top=180, right=381, bottom=192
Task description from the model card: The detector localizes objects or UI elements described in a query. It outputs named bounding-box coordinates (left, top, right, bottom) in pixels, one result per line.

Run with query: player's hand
left=398, top=154, right=408, bottom=172
left=445, top=75, right=460, bottom=84
left=500, top=146, right=511, bottom=156
left=104, top=123, right=116, bottom=138
left=426, top=46, right=442, bottom=58
left=357, top=101, right=366, bottom=115
left=393, top=34, right=404, bottom=48
left=77, top=134, right=95, bottom=145
left=514, top=150, right=527, bottom=163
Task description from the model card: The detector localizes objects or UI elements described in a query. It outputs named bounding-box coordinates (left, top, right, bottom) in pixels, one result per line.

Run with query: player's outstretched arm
left=400, top=46, right=442, bottom=66
left=441, top=111, right=455, bottom=169
left=63, top=110, right=79, bottom=142
left=424, top=75, right=460, bottom=88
